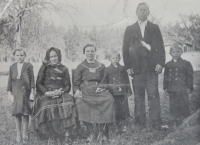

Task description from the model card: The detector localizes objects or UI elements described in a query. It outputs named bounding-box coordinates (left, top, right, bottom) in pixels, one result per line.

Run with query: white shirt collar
left=138, top=20, right=148, bottom=27
left=87, top=59, right=96, bottom=63
left=17, top=62, right=24, bottom=65
left=113, top=64, right=118, bottom=68
left=173, top=59, right=177, bottom=62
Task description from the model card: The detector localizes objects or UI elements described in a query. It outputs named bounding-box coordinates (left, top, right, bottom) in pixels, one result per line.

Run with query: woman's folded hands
left=95, top=87, right=106, bottom=93
left=45, top=88, right=64, bottom=98
left=74, top=87, right=106, bottom=98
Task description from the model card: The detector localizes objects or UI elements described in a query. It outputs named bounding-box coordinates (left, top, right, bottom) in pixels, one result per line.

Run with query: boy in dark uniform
left=164, top=44, right=193, bottom=126
left=105, top=51, right=131, bottom=132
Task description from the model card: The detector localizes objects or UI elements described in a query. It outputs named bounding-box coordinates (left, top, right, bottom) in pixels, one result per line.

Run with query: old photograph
left=0, top=0, right=200, bottom=144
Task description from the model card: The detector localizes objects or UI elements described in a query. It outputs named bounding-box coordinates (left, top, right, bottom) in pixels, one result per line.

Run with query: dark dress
left=105, top=64, right=130, bottom=123
left=74, top=60, right=116, bottom=124
left=164, top=58, right=193, bottom=119
left=7, top=62, right=35, bottom=116
left=31, top=63, right=76, bottom=135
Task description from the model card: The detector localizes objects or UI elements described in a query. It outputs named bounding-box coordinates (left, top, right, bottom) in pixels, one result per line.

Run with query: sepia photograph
left=0, top=0, right=200, bottom=144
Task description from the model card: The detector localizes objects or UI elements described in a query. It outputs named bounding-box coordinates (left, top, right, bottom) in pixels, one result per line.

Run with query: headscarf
left=44, top=47, right=62, bottom=63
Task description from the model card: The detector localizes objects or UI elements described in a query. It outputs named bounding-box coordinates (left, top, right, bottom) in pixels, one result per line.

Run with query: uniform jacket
left=122, top=21, right=165, bottom=73
left=105, top=64, right=130, bottom=95
left=163, top=58, right=193, bottom=92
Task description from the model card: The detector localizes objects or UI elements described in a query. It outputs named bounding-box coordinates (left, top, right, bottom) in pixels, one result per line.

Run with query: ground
left=0, top=51, right=200, bottom=145
left=0, top=71, right=199, bottom=145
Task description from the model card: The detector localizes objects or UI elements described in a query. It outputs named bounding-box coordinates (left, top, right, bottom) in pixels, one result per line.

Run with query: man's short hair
left=136, top=2, right=149, bottom=12
left=170, top=43, right=183, bottom=52
left=13, top=49, right=26, bottom=56
left=107, top=50, right=121, bottom=59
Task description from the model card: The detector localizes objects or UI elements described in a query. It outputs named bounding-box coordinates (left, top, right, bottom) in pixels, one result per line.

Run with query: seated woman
left=74, top=44, right=116, bottom=143
left=31, top=47, right=76, bottom=144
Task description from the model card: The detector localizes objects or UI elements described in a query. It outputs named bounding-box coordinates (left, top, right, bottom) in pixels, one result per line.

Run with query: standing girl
left=7, top=49, right=35, bottom=143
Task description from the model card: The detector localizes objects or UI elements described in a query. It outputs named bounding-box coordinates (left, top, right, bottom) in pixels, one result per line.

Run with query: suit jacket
left=105, top=64, right=130, bottom=95
left=163, top=58, right=193, bottom=92
left=122, top=21, right=165, bottom=73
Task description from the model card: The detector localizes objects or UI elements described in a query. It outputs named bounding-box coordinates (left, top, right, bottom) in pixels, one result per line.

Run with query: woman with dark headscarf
left=31, top=47, right=76, bottom=144
left=74, top=44, right=115, bottom=143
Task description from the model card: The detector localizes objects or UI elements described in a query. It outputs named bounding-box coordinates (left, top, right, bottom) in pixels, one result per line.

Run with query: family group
left=7, top=2, right=193, bottom=145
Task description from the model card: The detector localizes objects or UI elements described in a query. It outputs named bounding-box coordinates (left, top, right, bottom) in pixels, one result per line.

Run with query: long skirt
left=31, top=93, right=76, bottom=136
left=12, top=79, right=31, bottom=116
left=76, top=83, right=116, bottom=124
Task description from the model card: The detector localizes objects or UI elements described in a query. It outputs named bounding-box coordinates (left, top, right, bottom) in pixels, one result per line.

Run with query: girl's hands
left=74, top=90, right=82, bottom=98
left=30, top=93, right=35, bottom=101
left=30, top=88, right=35, bottom=101
left=95, top=88, right=106, bottom=93
left=164, top=89, right=169, bottom=96
left=8, top=92, right=14, bottom=103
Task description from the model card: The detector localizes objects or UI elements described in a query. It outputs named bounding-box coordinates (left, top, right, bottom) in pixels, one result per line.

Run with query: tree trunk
left=152, top=109, right=200, bottom=145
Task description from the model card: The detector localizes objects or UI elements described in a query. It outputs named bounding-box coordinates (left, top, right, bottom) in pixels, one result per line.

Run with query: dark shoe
left=137, top=123, right=146, bottom=130
left=161, top=124, right=169, bottom=131
left=120, top=125, right=127, bottom=132
left=151, top=120, right=163, bottom=130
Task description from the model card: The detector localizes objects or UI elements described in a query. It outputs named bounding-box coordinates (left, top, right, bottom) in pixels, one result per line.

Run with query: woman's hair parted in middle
left=83, top=44, right=96, bottom=54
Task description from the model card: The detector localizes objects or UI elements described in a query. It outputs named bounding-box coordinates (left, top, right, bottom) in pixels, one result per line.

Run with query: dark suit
left=163, top=58, right=193, bottom=119
left=105, top=64, right=130, bottom=123
left=163, top=58, right=193, bottom=93
left=122, top=21, right=165, bottom=126
left=105, top=64, right=130, bottom=96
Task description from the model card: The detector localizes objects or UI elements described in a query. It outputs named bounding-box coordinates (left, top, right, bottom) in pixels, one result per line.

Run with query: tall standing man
left=122, top=2, right=165, bottom=128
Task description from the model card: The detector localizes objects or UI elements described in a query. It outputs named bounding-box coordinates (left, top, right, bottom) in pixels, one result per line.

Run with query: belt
left=47, top=87, right=60, bottom=91
left=84, top=80, right=99, bottom=85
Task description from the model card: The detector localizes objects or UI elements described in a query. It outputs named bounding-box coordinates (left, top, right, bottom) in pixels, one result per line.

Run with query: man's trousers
left=132, top=70, right=162, bottom=126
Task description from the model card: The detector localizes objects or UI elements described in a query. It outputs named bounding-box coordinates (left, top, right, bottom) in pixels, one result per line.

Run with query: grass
left=0, top=86, right=171, bottom=145
left=1, top=71, right=199, bottom=145
left=0, top=55, right=200, bottom=144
